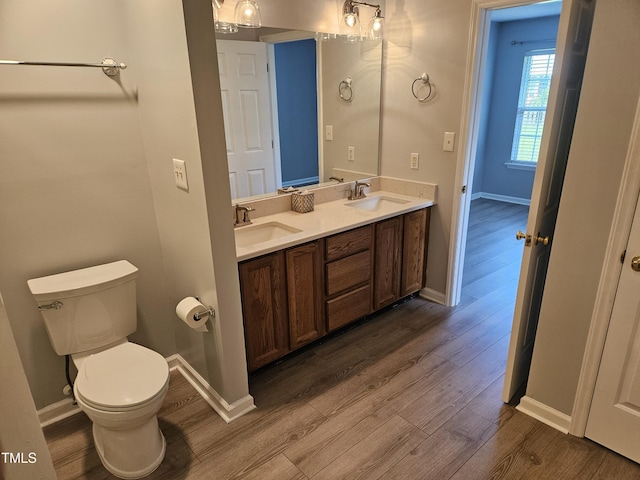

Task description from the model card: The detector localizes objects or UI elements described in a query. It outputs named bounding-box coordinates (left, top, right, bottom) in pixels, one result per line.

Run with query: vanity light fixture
left=369, top=6, right=384, bottom=40
left=342, top=0, right=385, bottom=40
left=212, top=0, right=239, bottom=34
left=234, top=0, right=262, bottom=28
left=342, top=0, right=362, bottom=38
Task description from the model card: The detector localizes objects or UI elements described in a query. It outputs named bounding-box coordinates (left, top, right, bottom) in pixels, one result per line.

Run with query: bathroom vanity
left=234, top=186, right=434, bottom=371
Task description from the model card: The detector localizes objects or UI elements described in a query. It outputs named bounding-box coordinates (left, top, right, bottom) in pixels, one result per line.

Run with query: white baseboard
left=472, top=192, right=531, bottom=206
left=39, top=354, right=255, bottom=428
left=516, top=395, right=571, bottom=434
left=419, top=287, right=446, bottom=305
left=38, top=397, right=81, bottom=428
left=167, top=354, right=256, bottom=424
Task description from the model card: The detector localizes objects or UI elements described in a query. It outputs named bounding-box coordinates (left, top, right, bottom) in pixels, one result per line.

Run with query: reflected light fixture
left=212, top=0, right=238, bottom=34
left=234, top=0, right=262, bottom=28
left=342, top=0, right=385, bottom=40
left=369, top=7, right=384, bottom=40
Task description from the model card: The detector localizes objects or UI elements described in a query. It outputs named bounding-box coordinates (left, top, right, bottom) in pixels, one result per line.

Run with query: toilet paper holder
left=193, top=297, right=215, bottom=321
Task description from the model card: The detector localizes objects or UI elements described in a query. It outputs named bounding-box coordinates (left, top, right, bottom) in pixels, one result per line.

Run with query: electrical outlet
left=173, top=158, right=189, bottom=191
left=410, top=153, right=419, bottom=169
left=443, top=132, right=455, bottom=152
left=325, top=125, right=333, bottom=141
left=347, top=146, right=355, bottom=161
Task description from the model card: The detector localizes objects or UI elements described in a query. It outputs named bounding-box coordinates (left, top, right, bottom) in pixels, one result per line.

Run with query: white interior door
left=217, top=40, right=276, bottom=199
left=585, top=191, right=640, bottom=463
left=502, top=0, right=595, bottom=401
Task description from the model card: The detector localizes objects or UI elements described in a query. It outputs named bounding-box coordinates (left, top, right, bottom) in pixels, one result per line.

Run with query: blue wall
left=274, top=39, right=319, bottom=185
left=474, top=15, right=560, bottom=201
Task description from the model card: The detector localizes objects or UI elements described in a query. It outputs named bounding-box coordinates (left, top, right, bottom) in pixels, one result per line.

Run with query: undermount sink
left=235, top=221, right=302, bottom=248
left=345, top=195, right=410, bottom=212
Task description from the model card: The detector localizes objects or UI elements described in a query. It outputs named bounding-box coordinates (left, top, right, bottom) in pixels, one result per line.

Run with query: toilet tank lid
left=27, top=260, right=138, bottom=300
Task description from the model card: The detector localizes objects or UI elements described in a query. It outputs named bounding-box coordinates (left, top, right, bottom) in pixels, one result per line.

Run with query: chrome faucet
left=234, top=204, right=255, bottom=227
left=348, top=180, right=371, bottom=200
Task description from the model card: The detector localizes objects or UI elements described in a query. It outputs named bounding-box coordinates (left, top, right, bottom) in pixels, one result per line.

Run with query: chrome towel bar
left=0, top=58, right=127, bottom=77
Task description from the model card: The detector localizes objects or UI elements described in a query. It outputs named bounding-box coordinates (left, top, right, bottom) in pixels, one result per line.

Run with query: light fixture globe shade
left=342, top=13, right=361, bottom=40
left=213, top=0, right=239, bottom=34
left=215, top=20, right=239, bottom=34
left=345, top=12, right=359, bottom=28
left=234, top=0, right=262, bottom=28
left=369, top=14, right=384, bottom=40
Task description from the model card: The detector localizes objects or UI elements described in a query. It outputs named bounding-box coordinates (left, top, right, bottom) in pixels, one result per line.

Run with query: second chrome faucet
left=234, top=204, right=255, bottom=227
left=348, top=180, right=371, bottom=200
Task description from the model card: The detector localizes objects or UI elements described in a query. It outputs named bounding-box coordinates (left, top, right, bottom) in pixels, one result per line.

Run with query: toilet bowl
left=73, top=341, right=170, bottom=479
left=27, top=260, right=170, bottom=479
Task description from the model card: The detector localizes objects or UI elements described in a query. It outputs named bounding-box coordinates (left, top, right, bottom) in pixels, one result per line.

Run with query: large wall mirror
left=216, top=27, right=383, bottom=201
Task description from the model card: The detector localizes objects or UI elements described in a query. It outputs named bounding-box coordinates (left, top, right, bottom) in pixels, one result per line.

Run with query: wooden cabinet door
left=400, top=208, right=429, bottom=297
left=239, top=252, right=289, bottom=371
left=373, top=216, right=403, bottom=310
left=286, top=242, right=324, bottom=349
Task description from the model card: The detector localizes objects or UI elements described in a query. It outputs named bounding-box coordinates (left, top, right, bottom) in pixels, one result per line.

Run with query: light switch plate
left=325, top=125, right=333, bottom=141
left=173, top=158, right=189, bottom=191
left=347, top=146, right=355, bottom=161
left=443, top=132, right=455, bottom=152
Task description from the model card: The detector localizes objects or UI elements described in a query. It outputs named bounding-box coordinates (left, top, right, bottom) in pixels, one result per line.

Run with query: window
left=510, top=50, right=555, bottom=167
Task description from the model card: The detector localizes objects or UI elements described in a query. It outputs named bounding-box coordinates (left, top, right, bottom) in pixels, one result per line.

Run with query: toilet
left=28, top=260, right=169, bottom=479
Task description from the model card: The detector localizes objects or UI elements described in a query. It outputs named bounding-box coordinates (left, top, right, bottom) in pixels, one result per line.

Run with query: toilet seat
left=74, top=342, right=169, bottom=412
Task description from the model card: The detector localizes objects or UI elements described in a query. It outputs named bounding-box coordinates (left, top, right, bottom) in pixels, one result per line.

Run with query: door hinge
left=266, top=63, right=269, bottom=73
left=621, top=249, right=626, bottom=264
left=462, top=185, right=467, bottom=193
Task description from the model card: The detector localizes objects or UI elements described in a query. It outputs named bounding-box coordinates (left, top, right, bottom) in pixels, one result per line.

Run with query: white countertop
left=235, top=191, right=435, bottom=262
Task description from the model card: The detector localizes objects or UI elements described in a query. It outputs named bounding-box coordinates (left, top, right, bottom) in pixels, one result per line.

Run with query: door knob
left=534, top=234, right=550, bottom=246
left=632, top=256, right=640, bottom=272
left=516, top=230, right=531, bottom=246
left=516, top=231, right=550, bottom=247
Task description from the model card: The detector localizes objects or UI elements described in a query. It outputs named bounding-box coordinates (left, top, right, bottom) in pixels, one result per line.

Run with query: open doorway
left=463, top=2, right=561, bottom=305
left=454, top=0, right=594, bottom=402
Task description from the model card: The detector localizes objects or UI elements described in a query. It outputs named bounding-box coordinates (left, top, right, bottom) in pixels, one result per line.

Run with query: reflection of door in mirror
left=217, top=40, right=277, bottom=199
left=217, top=29, right=383, bottom=202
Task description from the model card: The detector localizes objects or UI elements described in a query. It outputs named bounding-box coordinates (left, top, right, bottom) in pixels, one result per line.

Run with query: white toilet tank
left=27, top=260, right=139, bottom=356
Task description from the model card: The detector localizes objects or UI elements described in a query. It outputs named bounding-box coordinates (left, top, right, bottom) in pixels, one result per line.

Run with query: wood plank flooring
left=43, top=199, right=640, bottom=479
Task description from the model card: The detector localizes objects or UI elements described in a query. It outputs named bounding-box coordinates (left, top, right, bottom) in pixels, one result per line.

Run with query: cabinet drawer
left=326, top=250, right=371, bottom=296
left=326, top=225, right=373, bottom=261
left=326, top=284, right=371, bottom=331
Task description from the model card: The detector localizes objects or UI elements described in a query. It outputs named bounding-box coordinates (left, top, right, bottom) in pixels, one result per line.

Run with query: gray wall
left=0, top=294, right=56, bottom=479
left=321, top=38, right=382, bottom=180
left=0, top=0, right=173, bottom=409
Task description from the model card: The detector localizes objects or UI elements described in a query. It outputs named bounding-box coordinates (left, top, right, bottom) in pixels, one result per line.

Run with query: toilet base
left=92, top=415, right=166, bottom=479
